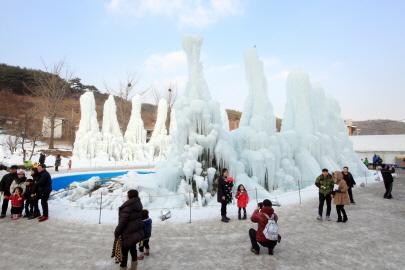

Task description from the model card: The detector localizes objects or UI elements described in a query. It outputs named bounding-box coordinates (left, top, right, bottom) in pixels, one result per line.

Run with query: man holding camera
left=380, top=164, right=395, bottom=199
left=249, top=199, right=279, bottom=255
left=315, top=168, right=334, bottom=221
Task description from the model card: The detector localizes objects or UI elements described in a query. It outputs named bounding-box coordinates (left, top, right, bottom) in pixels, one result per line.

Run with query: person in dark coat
left=380, top=164, right=395, bottom=199
left=342, top=167, right=356, bottom=204
left=23, top=179, right=34, bottom=217
left=216, top=168, right=234, bottom=223
left=114, top=189, right=144, bottom=270
left=28, top=168, right=41, bottom=219
left=372, top=155, right=378, bottom=169
left=39, top=153, right=46, bottom=164
left=54, top=155, right=61, bottom=171
left=137, top=209, right=152, bottom=260
left=249, top=199, right=279, bottom=255
left=0, top=165, right=18, bottom=218
left=34, top=164, right=52, bottom=222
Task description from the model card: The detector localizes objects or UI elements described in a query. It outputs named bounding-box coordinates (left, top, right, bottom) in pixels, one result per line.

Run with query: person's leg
left=1, top=198, right=9, bottom=216
left=325, top=195, right=332, bottom=217
left=249, top=228, right=260, bottom=253
left=259, top=240, right=278, bottom=254
left=348, top=187, right=354, bottom=203
left=120, top=246, right=129, bottom=268
left=388, top=182, right=393, bottom=198
left=243, top=207, right=247, bottom=219
left=336, top=205, right=342, bottom=222
left=238, top=207, right=241, bottom=220
left=221, top=202, right=226, bottom=216
left=384, top=181, right=390, bottom=198
left=40, top=192, right=50, bottom=217
left=129, top=245, right=138, bottom=269
left=144, top=239, right=150, bottom=250
left=138, top=240, right=144, bottom=253
left=318, top=193, right=325, bottom=217
left=341, top=206, right=348, bottom=222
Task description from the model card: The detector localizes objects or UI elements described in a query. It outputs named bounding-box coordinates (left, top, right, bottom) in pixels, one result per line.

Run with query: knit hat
left=10, top=165, right=18, bottom=170
left=17, top=171, right=25, bottom=175
left=263, top=199, right=272, bottom=207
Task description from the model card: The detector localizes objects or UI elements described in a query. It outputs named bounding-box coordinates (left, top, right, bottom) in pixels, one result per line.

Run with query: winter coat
left=332, top=171, right=350, bottom=206
left=217, top=176, right=233, bottom=204
left=364, top=159, right=369, bottom=166
left=372, top=156, right=377, bottom=163
left=36, top=170, right=52, bottom=194
left=315, top=173, right=334, bottom=196
left=342, top=172, right=356, bottom=188
left=24, top=185, right=33, bottom=203
left=0, top=172, right=18, bottom=196
left=377, top=157, right=383, bottom=164
left=30, top=174, right=40, bottom=198
left=381, top=168, right=395, bottom=183
left=142, top=218, right=152, bottom=239
left=251, top=206, right=279, bottom=243
left=39, top=154, right=45, bottom=164
left=235, top=190, right=249, bottom=208
left=4, top=194, right=25, bottom=207
left=10, top=176, right=27, bottom=194
left=114, top=197, right=144, bottom=248
left=55, top=157, right=61, bottom=167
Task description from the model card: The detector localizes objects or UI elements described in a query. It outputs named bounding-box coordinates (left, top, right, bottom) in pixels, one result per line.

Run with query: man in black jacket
left=39, top=153, right=46, bottom=164
left=342, top=167, right=356, bottom=204
left=380, top=164, right=395, bottom=199
left=0, top=165, right=18, bottom=218
left=35, top=164, right=52, bottom=222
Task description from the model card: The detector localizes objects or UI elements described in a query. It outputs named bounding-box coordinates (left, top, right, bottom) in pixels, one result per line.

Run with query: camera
left=258, top=202, right=263, bottom=209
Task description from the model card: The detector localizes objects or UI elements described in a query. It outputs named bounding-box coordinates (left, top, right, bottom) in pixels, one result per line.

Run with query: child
left=137, top=209, right=152, bottom=260
left=68, top=159, right=72, bottom=170
left=5, top=187, right=25, bottom=220
left=23, top=179, right=34, bottom=218
left=235, top=184, right=249, bottom=220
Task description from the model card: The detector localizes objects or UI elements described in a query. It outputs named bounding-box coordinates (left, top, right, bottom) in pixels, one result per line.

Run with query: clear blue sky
left=1, top=0, right=404, bottom=120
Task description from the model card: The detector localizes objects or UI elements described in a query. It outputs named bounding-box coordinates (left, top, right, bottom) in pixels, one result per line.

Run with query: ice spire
left=124, top=94, right=146, bottom=145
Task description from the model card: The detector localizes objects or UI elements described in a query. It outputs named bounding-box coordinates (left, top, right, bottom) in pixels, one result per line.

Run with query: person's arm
left=315, top=176, right=321, bottom=188
left=0, top=175, right=5, bottom=192
left=235, top=191, right=240, bottom=199
left=250, top=209, right=260, bottom=223
left=350, top=173, right=356, bottom=186
left=114, top=208, right=130, bottom=238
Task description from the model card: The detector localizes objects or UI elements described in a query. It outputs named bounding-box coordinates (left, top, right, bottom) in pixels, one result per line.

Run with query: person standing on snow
left=342, top=167, right=356, bottom=204
left=34, top=164, right=52, bottom=222
left=0, top=165, right=18, bottom=218
left=39, top=153, right=46, bottom=164
left=9, top=171, right=27, bottom=195
left=364, top=158, right=369, bottom=167
left=331, top=171, right=350, bottom=223
left=235, top=184, right=249, bottom=220
left=372, top=155, right=378, bottom=169
left=315, top=168, right=334, bottom=221
left=380, top=164, right=395, bottom=199
left=54, top=155, right=62, bottom=171
left=216, top=168, right=234, bottom=223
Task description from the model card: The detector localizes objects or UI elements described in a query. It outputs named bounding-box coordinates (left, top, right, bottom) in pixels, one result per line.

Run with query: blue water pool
left=52, top=171, right=155, bottom=191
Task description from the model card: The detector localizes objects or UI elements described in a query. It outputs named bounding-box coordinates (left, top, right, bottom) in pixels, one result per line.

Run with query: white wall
left=42, top=117, right=63, bottom=138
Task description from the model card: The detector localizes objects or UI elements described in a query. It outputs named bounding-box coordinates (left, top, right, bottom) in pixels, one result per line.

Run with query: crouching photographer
left=249, top=199, right=281, bottom=255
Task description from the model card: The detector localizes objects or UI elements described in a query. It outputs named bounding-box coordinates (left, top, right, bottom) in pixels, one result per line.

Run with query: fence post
left=189, top=191, right=192, bottom=223
left=99, top=192, right=103, bottom=224
left=298, top=180, right=302, bottom=204
left=255, top=187, right=258, bottom=204
left=365, top=171, right=367, bottom=187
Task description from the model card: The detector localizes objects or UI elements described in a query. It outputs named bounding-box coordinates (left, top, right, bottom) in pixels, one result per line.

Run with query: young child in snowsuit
left=68, top=160, right=72, bottom=170
left=137, top=209, right=152, bottom=260
left=235, top=184, right=249, bottom=220
left=5, top=187, right=25, bottom=220
left=23, top=179, right=34, bottom=217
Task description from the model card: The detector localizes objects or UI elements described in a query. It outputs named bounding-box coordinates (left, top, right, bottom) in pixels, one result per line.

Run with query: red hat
left=227, top=177, right=234, bottom=182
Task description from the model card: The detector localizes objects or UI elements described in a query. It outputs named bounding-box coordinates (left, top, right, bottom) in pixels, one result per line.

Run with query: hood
left=120, top=197, right=143, bottom=212
left=333, top=171, right=343, bottom=183
left=261, top=206, right=274, bottom=216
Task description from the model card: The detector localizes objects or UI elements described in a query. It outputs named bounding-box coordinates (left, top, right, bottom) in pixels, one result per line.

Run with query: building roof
left=349, top=135, right=405, bottom=152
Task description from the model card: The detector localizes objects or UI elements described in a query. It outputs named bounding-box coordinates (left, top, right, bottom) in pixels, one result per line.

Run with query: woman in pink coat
left=235, top=184, right=249, bottom=220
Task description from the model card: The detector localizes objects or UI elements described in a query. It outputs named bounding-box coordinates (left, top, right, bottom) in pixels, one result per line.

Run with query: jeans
left=348, top=187, right=354, bottom=203
left=318, top=193, right=332, bottom=217
left=249, top=228, right=277, bottom=252
left=139, top=239, right=150, bottom=252
left=120, top=245, right=137, bottom=267
left=336, top=205, right=347, bottom=219
left=221, top=202, right=227, bottom=216
left=1, top=198, right=9, bottom=215
left=39, top=192, right=51, bottom=217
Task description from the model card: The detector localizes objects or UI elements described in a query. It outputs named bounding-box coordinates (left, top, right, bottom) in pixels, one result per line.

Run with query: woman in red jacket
left=249, top=199, right=279, bottom=255
left=235, top=184, right=249, bottom=220
left=5, top=187, right=25, bottom=220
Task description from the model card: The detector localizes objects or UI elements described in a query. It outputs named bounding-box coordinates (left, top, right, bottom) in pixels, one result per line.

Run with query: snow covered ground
left=0, top=171, right=403, bottom=269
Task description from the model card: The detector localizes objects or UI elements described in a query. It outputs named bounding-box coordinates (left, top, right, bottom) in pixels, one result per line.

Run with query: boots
left=337, top=216, right=342, bottom=222
left=137, top=252, right=144, bottom=260
left=23, top=211, right=31, bottom=218
left=130, top=261, right=138, bottom=270
left=225, top=215, right=230, bottom=220
left=221, top=215, right=229, bottom=223
left=119, top=267, right=126, bottom=270
left=342, top=216, right=348, bottom=223
left=145, top=249, right=150, bottom=256
left=28, top=211, right=41, bottom=220
left=238, top=213, right=241, bottom=220
left=242, top=213, right=247, bottom=220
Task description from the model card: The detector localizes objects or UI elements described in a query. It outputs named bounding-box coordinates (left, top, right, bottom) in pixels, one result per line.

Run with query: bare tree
left=5, top=135, right=21, bottom=155
left=24, top=59, right=73, bottom=149
left=17, top=106, right=44, bottom=161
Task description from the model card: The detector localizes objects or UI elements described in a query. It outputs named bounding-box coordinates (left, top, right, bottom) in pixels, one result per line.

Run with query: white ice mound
left=73, top=92, right=102, bottom=160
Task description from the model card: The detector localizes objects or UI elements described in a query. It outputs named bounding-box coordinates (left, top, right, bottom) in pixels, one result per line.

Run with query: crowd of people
left=0, top=164, right=52, bottom=222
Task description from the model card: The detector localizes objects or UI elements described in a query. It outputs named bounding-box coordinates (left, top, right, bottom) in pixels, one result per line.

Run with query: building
left=42, top=117, right=68, bottom=138
left=345, top=119, right=357, bottom=136
left=349, top=135, right=405, bottom=165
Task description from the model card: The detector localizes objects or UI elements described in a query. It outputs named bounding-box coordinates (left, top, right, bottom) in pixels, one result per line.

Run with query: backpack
left=262, top=213, right=279, bottom=241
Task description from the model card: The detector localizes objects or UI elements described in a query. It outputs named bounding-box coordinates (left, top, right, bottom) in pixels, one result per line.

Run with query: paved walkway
left=0, top=171, right=403, bottom=269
